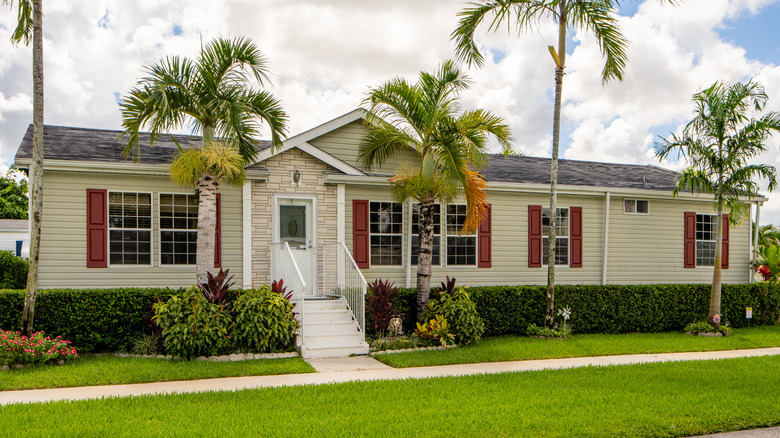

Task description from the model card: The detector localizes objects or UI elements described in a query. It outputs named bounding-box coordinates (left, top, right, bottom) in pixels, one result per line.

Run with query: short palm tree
left=360, top=60, right=513, bottom=316
left=656, top=80, right=779, bottom=328
left=5, top=0, right=42, bottom=335
left=121, top=36, right=288, bottom=282
left=452, top=0, right=676, bottom=328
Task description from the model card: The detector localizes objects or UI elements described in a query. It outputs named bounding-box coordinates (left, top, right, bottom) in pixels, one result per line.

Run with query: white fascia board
left=251, top=109, right=367, bottom=165
left=297, top=142, right=364, bottom=176
left=323, top=174, right=767, bottom=203
left=15, top=158, right=171, bottom=176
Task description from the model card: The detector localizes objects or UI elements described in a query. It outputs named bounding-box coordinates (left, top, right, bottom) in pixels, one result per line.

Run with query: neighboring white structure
left=0, top=219, right=29, bottom=259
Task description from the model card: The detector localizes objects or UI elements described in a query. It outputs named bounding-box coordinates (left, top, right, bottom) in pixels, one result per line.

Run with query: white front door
left=275, top=196, right=317, bottom=296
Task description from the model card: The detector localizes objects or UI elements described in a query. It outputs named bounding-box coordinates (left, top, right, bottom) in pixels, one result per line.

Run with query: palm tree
left=5, top=0, right=42, bottom=335
left=452, top=0, right=675, bottom=328
left=656, top=80, right=779, bottom=328
left=120, top=36, right=288, bottom=282
left=360, top=60, right=513, bottom=317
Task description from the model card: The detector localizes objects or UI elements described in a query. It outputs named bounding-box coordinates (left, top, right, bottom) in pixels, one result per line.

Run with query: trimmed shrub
left=387, top=283, right=780, bottom=337
left=232, top=286, right=299, bottom=353
left=0, top=250, right=28, bottom=289
left=153, top=287, right=232, bottom=359
left=0, top=287, right=179, bottom=353
left=422, top=287, right=485, bottom=345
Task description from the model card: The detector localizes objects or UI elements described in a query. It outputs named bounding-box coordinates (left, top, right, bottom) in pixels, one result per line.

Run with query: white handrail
left=320, top=242, right=367, bottom=336
left=271, top=242, right=307, bottom=349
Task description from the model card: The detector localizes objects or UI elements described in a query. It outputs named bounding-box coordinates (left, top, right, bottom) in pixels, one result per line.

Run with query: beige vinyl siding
left=37, top=170, right=243, bottom=289
left=605, top=196, right=750, bottom=284
left=345, top=186, right=606, bottom=287
left=345, top=186, right=751, bottom=287
left=308, top=121, right=421, bottom=174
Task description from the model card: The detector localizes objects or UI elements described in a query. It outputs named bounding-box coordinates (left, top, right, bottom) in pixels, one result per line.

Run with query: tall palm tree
left=121, top=37, right=288, bottom=282
left=5, top=0, right=42, bottom=335
left=452, top=0, right=675, bottom=328
left=360, top=60, right=513, bottom=316
left=656, top=80, right=779, bottom=328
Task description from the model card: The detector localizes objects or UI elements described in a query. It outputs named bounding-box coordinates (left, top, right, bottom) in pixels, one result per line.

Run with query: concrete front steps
left=299, top=298, right=369, bottom=359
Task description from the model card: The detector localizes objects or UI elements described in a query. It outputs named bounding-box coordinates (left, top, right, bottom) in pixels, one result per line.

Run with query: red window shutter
left=478, top=204, right=492, bottom=268
left=86, top=189, right=108, bottom=268
left=570, top=206, right=583, bottom=268
left=684, top=212, right=696, bottom=268
left=352, top=200, right=370, bottom=269
left=721, top=213, right=729, bottom=269
left=528, top=205, right=542, bottom=268
left=214, top=193, right=222, bottom=268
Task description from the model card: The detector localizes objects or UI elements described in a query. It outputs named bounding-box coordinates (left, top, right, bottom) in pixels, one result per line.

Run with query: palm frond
left=4, top=0, right=33, bottom=45
left=569, top=0, right=628, bottom=83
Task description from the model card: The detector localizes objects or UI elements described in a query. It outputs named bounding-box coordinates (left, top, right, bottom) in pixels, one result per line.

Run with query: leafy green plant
left=422, top=287, right=484, bottom=345
left=526, top=323, right=571, bottom=339
left=197, top=268, right=236, bottom=306
left=130, top=333, right=162, bottom=355
left=153, top=287, right=232, bottom=359
left=414, top=315, right=455, bottom=347
left=684, top=321, right=732, bottom=336
left=369, top=335, right=422, bottom=352
left=754, top=244, right=780, bottom=283
left=367, top=279, right=403, bottom=336
left=0, top=250, right=28, bottom=289
left=231, top=286, right=299, bottom=353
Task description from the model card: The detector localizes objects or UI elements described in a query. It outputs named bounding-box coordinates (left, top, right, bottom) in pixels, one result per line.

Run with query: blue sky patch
left=98, top=10, right=110, bottom=29
left=717, top=2, right=780, bottom=65
left=173, top=25, right=183, bottom=36
left=113, top=92, right=121, bottom=105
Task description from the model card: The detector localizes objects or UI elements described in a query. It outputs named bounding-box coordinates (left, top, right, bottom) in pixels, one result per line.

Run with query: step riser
left=304, top=334, right=365, bottom=348
left=303, top=311, right=353, bottom=324
left=302, top=344, right=369, bottom=359
left=302, top=300, right=347, bottom=311
left=302, top=324, right=358, bottom=336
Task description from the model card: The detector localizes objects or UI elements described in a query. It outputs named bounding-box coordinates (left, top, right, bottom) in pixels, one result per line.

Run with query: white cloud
left=3, top=0, right=780, bottom=224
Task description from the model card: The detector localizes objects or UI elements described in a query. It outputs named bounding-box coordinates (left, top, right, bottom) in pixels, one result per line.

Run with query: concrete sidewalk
left=1, top=346, right=779, bottom=406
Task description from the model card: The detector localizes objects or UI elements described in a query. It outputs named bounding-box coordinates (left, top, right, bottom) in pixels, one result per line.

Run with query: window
left=411, top=203, right=441, bottom=266
left=542, top=207, right=569, bottom=265
left=624, top=199, right=649, bottom=214
left=160, top=193, right=198, bottom=265
left=370, top=201, right=403, bottom=265
left=108, top=192, right=152, bottom=265
left=696, top=214, right=717, bottom=267
left=446, top=204, right=476, bottom=266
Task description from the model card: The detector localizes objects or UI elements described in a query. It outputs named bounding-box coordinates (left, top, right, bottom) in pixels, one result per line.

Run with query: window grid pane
left=411, top=203, right=441, bottom=266
left=695, top=214, right=717, bottom=266
left=542, top=207, right=569, bottom=265
left=108, top=192, right=152, bottom=265
left=160, top=193, right=198, bottom=265
left=446, top=204, right=476, bottom=266
left=370, top=202, right=403, bottom=266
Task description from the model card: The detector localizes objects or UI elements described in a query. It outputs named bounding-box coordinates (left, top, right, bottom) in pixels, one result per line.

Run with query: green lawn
left=1, top=355, right=778, bottom=437
left=375, top=325, right=780, bottom=368
left=0, top=355, right=314, bottom=391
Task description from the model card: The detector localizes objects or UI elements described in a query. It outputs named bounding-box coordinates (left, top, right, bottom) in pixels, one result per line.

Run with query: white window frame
left=369, top=201, right=404, bottom=267
left=542, top=207, right=570, bottom=267
left=624, top=199, right=649, bottom=215
left=695, top=213, right=717, bottom=268
left=411, top=203, right=442, bottom=267
left=107, top=190, right=153, bottom=268
left=445, top=204, right=478, bottom=268
left=158, top=192, right=198, bottom=267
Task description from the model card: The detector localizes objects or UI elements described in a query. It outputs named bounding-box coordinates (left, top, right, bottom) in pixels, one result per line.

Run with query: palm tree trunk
left=21, top=0, right=43, bottom=336
left=196, top=171, right=218, bottom=284
left=416, top=193, right=435, bottom=319
left=546, top=1, right=567, bottom=329
left=708, top=201, right=724, bottom=328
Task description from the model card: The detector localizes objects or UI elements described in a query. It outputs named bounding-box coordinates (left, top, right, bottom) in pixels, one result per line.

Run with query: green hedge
left=0, top=288, right=181, bottom=353
left=0, top=250, right=28, bottom=289
left=381, top=284, right=780, bottom=337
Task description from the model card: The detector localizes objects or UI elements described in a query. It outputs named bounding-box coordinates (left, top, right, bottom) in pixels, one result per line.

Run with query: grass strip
left=375, top=325, right=780, bottom=368
left=0, top=355, right=314, bottom=391
left=1, top=355, right=779, bottom=437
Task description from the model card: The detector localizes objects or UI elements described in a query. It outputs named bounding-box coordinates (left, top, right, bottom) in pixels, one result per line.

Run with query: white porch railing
left=270, top=242, right=306, bottom=347
left=320, top=242, right=368, bottom=335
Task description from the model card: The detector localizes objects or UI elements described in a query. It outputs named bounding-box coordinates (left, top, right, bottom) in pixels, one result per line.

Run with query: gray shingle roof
left=14, top=124, right=679, bottom=191
left=14, top=124, right=272, bottom=165
left=483, top=154, right=679, bottom=191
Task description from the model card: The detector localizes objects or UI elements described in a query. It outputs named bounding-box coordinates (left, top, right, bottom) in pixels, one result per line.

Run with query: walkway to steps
left=1, top=347, right=779, bottom=405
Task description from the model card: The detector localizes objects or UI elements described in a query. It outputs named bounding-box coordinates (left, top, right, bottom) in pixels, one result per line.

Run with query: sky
left=2, top=0, right=780, bottom=223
